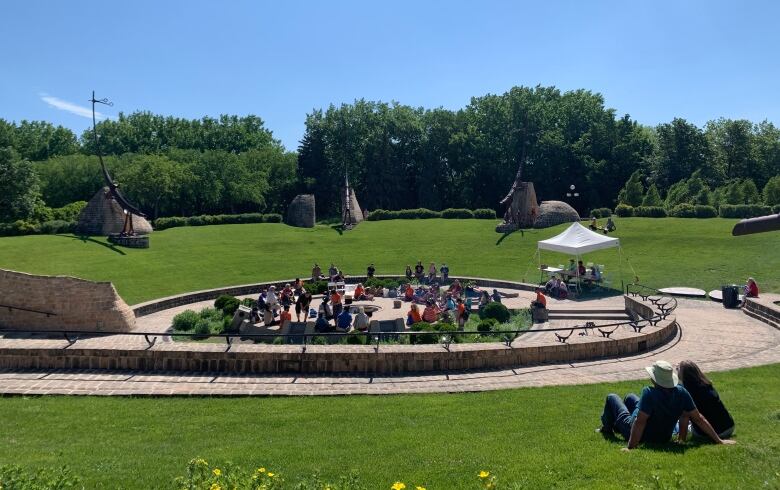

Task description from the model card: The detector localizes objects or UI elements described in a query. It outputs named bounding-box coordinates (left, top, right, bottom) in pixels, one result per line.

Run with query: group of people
left=405, top=261, right=450, bottom=284
left=542, top=258, right=602, bottom=299
left=599, top=359, right=736, bottom=450
left=589, top=216, right=616, bottom=235
left=402, top=279, right=503, bottom=328
left=253, top=278, right=314, bottom=328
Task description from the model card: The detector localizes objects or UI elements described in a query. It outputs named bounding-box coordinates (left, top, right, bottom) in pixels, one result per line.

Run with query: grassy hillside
left=0, top=218, right=776, bottom=304
left=0, top=364, right=778, bottom=488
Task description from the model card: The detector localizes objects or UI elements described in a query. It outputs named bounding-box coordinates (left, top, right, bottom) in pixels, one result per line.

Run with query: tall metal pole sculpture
left=343, top=167, right=354, bottom=230
left=732, top=212, right=780, bottom=236
left=89, top=91, right=147, bottom=236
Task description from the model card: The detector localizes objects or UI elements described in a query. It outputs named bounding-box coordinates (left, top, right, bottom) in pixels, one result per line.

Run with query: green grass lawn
left=0, top=218, right=776, bottom=304
left=0, top=363, right=778, bottom=488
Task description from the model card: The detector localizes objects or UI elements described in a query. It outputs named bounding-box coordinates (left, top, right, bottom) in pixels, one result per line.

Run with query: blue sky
left=1, top=0, right=778, bottom=151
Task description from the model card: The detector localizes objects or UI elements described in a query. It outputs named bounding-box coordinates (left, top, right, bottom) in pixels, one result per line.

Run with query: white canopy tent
left=536, top=222, right=624, bottom=291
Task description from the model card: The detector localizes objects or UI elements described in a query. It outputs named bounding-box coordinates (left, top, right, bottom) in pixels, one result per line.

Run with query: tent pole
left=619, top=247, right=624, bottom=293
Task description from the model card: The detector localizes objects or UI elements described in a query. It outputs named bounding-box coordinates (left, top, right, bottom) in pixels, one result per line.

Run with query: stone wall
left=0, top=269, right=135, bottom=332
left=0, top=319, right=677, bottom=374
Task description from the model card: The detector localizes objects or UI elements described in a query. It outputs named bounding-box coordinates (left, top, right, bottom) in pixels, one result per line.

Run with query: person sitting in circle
left=422, top=301, right=440, bottom=323
left=414, top=261, right=425, bottom=281
left=407, top=303, right=422, bottom=325
left=279, top=305, right=292, bottom=330
left=315, top=311, right=332, bottom=333
left=449, top=279, right=462, bottom=297
left=491, top=289, right=502, bottom=303
left=590, top=216, right=598, bottom=231
left=531, top=288, right=547, bottom=309
left=404, top=283, right=414, bottom=302
left=745, top=277, right=759, bottom=298
left=353, top=306, right=370, bottom=332
left=335, top=307, right=352, bottom=332
left=605, top=216, right=616, bottom=234
left=567, top=258, right=577, bottom=273
left=353, top=283, right=367, bottom=301
left=405, top=265, right=413, bottom=280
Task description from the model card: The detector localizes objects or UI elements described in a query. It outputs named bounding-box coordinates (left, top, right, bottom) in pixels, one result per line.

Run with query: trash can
left=721, top=285, right=740, bottom=309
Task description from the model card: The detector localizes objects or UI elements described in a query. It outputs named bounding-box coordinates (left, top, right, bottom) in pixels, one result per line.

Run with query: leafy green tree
left=763, top=176, right=780, bottom=206
left=116, top=154, right=186, bottom=219
left=723, top=181, right=745, bottom=205
left=664, top=180, right=690, bottom=209
left=618, top=171, right=644, bottom=207
left=34, top=154, right=105, bottom=207
left=741, top=179, right=761, bottom=204
left=654, top=118, right=713, bottom=189
left=641, top=183, right=663, bottom=206
left=0, top=148, right=44, bottom=222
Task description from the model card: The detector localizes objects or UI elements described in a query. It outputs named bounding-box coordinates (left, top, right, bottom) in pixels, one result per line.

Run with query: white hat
left=645, top=360, right=678, bottom=388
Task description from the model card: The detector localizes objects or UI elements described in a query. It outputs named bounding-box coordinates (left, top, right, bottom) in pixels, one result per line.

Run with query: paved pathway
left=1, top=295, right=778, bottom=396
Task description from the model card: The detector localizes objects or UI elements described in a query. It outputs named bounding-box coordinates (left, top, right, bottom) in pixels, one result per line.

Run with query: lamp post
left=565, top=184, right=581, bottom=215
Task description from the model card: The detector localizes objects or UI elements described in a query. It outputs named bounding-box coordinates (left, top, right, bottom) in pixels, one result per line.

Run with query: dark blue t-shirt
left=636, top=385, right=696, bottom=443
left=337, top=312, right=353, bottom=329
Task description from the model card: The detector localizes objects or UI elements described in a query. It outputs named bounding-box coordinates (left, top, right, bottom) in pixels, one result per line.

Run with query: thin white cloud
left=39, top=93, right=109, bottom=120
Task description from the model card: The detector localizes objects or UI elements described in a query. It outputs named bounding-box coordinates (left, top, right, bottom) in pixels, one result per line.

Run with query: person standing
left=440, top=263, right=450, bottom=282
left=330, top=289, right=343, bottom=327
left=367, top=263, right=376, bottom=278
left=295, top=288, right=312, bottom=322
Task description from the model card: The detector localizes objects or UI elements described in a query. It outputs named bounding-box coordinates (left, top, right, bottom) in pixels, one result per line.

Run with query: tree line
left=1, top=85, right=779, bottom=227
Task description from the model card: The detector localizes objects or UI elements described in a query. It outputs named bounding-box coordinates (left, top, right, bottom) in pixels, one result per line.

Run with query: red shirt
left=747, top=281, right=759, bottom=297
left=536, top=291, right=547, bottom=307
left=280, top=311, right=292, bottom=324
left=330, top=292, right=342, bottom=304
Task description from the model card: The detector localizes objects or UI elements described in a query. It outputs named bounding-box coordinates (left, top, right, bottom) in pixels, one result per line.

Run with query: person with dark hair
left=279, top=305, right=292, bottom=330
left=311, top=264, right=322, bottom=281
left=677, top=360, right=735, bottom=439
left=405, top=265, right=413, bottom=280
left=366, top=263, right=376, bottom=278
left=491, top=289, right=502, bottom=303
left=531, top=288, right=547, bottom=309
left=330, top=288, right=343, bottom=327
left=314, top=311, right=332, bottom=333
left=598, top=360, right=736, bottom=450
left=295, top=288, right=312, bottom=322
left=414, top=261, right=425, bottom=281
left=577, top=260, right=587, bottom=277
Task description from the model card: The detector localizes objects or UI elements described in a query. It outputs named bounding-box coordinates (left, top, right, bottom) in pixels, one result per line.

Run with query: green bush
left=773, top=205, right=780, bottom=214
left=237, top=213, right=265, bottom=224
left=0, top=464, right=81, bottom=489
left=396, top=208, right=441, bottom=219
left=634, top=206, right=667, bottom=218
left=307, top=280, right=330, bottom=295
left=473, top=208, right=497, bottom=219
left=480, top=302, right=510, bottom=323
left=40, top=220, right=75, bottom=234
left=222, top=315, right=237, bottom=333
left=410, top=321, right=437, bottom=344
left=50, top=201, right=87, bottom=221
left=477, top=318, right=498, bottom=332
left=187, top=215, right=206, bottom=226
left=441, top=208, right=474, bottom=219
left=344, top=332, right=367, bottom=345
left=694, top=205, right=718, bottom=218
left=153, top=216, right=187, bottom=230
left=614, top=204, right=634, bottom=217
left=669, top=203, right=696, bottom=218
left=718, top=204, right=773, bottom=218
left=310, top=336, right=328, bottom=345
left=588, top=208, right=612, bottom=218
left=263, top=213, right=283, bottom=223
left=198, top=307, right=224, bottom=322
left=214, top=295, right=240, bottom=316
left=193, top=318, right=213, bottom=336
left=172, top=310, right=200, bottom=332
left=364, top=278, right=403, bottom=290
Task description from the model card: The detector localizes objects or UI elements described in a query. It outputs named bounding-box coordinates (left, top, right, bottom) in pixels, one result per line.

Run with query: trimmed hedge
left=614, top=204, right=634, bottom=217
left=0, top=219, right=76, bottom=237
left=634, top=206, right=667, bottom=218
left=588, top=208, right=612, bottom=218
left=367, top=208, right=497, bottom=221
left=669, top=204, right=696, bottom=218
left=694, top=205, right=718, bottom=218
left=154, top=213, right=283, bottom=230
left=718, top=204, right=773, bottom=219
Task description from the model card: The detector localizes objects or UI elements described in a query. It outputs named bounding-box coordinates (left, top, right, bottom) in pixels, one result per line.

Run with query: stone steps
left=743, top=301, right=780, bottom=331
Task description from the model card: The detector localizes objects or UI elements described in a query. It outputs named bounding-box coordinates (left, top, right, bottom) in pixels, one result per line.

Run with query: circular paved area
left=1, top=294, right=779, bottom=396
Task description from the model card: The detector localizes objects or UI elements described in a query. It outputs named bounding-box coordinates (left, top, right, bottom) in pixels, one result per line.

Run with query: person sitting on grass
left=531, top=288, right=547, bottom=309
left=745, top=277, right=759, bottom=298
left=677, top=360, right=735, bottom=440
left=336, top=307, right=353, bottom=332
left=598, top=360, right=736, bottom=451
left=314, top=311, right=332, bottom=333
left=422, top=301, right=440, bottom=323
left=605, top=216, right=616, bottom=233
left=279, top=305, right=292, bottom=330
left=405, top=265, right=413, bottom=280
left=295, top=288, right=312, bottom=322
left=353, top=306, right=370, bottom=332
left=407, top=303, right=422, bottom=325
left=589, top=216, right=598, bottom=231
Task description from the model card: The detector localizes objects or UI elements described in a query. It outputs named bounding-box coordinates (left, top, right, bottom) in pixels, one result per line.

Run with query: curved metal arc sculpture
left=89, top=92, right=146, bottom=235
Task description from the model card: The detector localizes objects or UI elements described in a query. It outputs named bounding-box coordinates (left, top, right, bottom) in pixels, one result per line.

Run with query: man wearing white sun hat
left=598, top=360, right=737, bottom=450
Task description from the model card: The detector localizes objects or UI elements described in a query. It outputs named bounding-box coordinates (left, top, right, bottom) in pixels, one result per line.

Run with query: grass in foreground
left=0, top=218, right=777, bottom=304
left=1, top=363, right=778, bottom=488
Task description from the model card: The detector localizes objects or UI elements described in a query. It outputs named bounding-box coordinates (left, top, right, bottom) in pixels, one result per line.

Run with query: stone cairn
left=286, top=194, right=316, bottom=228
left=496, top=181, right=540, bottom=233
left=533, top=200, right=581, bottom=228
left=342, top=181, right=364, bottom=228
left=76, top=187, right=153, bottom=236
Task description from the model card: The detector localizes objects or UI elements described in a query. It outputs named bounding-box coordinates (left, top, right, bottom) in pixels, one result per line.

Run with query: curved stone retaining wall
left=0, top=318, right=677, bottom=375
left=131, top=275, right=537, bottom=317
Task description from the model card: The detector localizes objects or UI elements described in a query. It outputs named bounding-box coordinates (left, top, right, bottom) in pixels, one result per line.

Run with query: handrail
left=0, top=303, right=57, bottom=317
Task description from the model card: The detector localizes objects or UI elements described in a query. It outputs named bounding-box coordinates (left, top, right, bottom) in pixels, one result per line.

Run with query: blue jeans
left=601, top=393, right=639, bottom=439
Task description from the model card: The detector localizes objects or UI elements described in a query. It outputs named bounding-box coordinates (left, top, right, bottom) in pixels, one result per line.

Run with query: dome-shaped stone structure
left=76, top=188, right=153, bottom=236
left=286, top=194, right=316, bottom=228
left=533, top=200, right=580, bottom=229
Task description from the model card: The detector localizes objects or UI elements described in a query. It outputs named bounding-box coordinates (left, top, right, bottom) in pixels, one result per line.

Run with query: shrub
left=344, top=332, right=367, bottom=345
left=477, top=318, right=498, bottom=332
left=153, top=216, right=187, bottom=230
left=214, top=295, right=240, bottom=316
left=694, top=205, right=718, bottom=218
left=237, top=213, right=264, bottom=224
left=187, top=215, right=206, bottom=226
left=172, top=310, right=200, bottom=332
left=718, top=204, right=773, bottom=219
left=50, top=201, right=87, bottom=221
left=441, top=208, right=474, bottom=219
left=198, top=307, right=224, bottom=322
left=0, top=464, right=81, bottom=489
left=773, top=205, right=780, bottom=214
left=39, top=220, right=76, bottom=234
left=669, top=204, right=696, bottom=218
left=641, top=184, right=663, bottom=207
left=588, top=208, right=612, bottom=218
left=395, top=208, right=441, bottom=219
left=473, top=208, right=497, bottom=219
left=193, top=318, right=213, bottom=336
left=480, top=302, right=510, bottom=323
left=614, top=204, right=634, bottom=217
left=410, top=322, right=437, bottom=344
left=307, top=280, right=329, bottom=295
left=763, top=176, right=780, bottom=206
left=263, top=213, right=283, bottom=223
left=310, top=336, right=328, bottom=345
left=633, top=206, right=667, bottom=218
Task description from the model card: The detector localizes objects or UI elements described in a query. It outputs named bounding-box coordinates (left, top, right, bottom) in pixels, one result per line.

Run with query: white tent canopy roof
left=537, top=222, right=620, bottom=255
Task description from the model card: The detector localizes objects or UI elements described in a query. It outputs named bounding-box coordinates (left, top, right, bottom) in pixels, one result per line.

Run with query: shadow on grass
left=496, top=228, right=524, bottom=245
left=55, top=234, right=126, bottom=256
left=330, top=224, right=345, bottom=235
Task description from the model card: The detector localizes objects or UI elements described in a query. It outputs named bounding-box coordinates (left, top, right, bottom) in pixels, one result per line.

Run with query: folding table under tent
left=535, top=222, right=623, bottom=292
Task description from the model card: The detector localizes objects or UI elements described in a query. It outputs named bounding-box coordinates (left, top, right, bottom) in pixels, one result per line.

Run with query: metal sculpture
left=732, top=212, right=780, bottom=236
left=89, top=91, right=146, bottom=236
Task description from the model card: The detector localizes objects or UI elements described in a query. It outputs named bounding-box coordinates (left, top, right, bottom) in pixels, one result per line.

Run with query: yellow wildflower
left=479, top=471, right=490, bottom=479
left=416, top=487, right=426, bottom=490
left=213, top=468, right=222, bottom=476
left=209, top=484, right=221, bottom=490
left=391, top=483, right=406, bottom=490
left=267, top=472, right=275, bottom=477
left=258, top=467, right=266, bottom=473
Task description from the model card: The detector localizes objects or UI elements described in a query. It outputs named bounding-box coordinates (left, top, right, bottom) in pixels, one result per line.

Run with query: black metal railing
left=0, top=304, right=57, bottom=317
